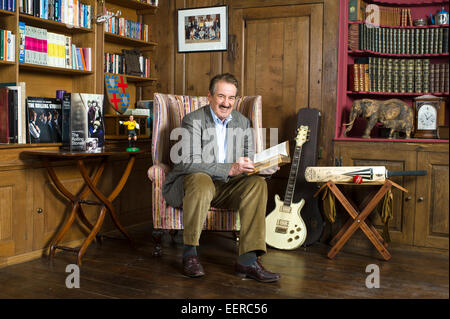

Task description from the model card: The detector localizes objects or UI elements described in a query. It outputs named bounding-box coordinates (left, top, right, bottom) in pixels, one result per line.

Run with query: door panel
left=415, top=151, right=449, bottom=249
left=232, top=4, right=324, bottom=213
left=0, top=169, right=31, bottom=257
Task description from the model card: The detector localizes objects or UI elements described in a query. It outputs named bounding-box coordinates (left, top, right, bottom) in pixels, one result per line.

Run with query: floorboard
left=0, top=224, right=448, bottom=301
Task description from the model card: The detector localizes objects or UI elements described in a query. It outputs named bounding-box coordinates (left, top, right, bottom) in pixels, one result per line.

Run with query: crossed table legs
left=45, top=155, right=136, bottom=265
left=316, top=180, right=407, bottom=261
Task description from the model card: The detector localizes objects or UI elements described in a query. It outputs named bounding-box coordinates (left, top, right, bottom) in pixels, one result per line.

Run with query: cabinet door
left=0, top=169, right=32, bottom=258
left=335, top=143, right=417, bottom=245
left=32, top=165, right=99, bottom=251
left=414, top=151, right=449, bottom=249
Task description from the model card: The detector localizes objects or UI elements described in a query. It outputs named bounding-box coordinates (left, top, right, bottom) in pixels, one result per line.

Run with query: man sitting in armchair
left=162, top=73, right=280, bottom=283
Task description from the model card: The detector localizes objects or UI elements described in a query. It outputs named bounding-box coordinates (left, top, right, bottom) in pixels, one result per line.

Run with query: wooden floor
left=0, top=224, right=448, bottom=300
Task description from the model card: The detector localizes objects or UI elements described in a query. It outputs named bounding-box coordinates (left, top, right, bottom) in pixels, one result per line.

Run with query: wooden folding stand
left=315, top=179, right=407, bottom=261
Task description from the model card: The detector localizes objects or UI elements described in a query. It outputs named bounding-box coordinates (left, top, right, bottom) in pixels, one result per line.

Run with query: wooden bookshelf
left=349, top=50, right=449, bottom=58
left=335, top=0, right=449, bottom=252
left=0, top=60, right=16, bottom=65
left=105, top=72, right=158, bottom=83
left=19, top=63, right=94, bottom=75
left=19, top=13, right=93, bottom=34
left=104, top=32, right=158, bottom=47
left=107, top=0, right=158, bottom=11
left=102, top=0, right=159, bottom=118
left=337, top=0, right=449, bottom=142
left=0, top=8, right=15, bottom=16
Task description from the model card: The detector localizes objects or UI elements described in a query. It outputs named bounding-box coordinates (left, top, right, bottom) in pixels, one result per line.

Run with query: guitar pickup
left=275, top=227, right=288, bottom=234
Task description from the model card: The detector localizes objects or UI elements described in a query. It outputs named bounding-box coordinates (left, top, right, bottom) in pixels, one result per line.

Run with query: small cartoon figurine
left=119, top=115, right=140, bottom=151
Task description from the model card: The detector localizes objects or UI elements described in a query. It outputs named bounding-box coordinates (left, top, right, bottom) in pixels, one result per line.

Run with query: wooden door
left=229, top=4, right=324, bottom=212
left=335, top=142, right=417, bottom=246
left=414, top=151, right=449, bottom=249
left=231, top=4, right=323, bottom=146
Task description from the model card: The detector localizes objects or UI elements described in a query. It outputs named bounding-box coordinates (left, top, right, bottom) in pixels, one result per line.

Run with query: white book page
left=253, top=141, right=288, bottom=163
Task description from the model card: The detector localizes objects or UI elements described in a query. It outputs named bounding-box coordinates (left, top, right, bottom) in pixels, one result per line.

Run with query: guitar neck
left=283, top=145, right=303, bottom=207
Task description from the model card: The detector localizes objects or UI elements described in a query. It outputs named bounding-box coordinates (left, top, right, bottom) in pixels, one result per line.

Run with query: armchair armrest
left=148, top=163, right=171, bottom=182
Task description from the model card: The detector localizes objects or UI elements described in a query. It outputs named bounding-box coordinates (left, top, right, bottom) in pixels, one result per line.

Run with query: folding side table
left=315, top=179, right=407, bottom=261
left=22, top=149, right=142, bottom=265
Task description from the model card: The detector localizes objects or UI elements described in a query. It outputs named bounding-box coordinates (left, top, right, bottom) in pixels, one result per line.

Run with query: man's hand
left=228, top=157, right=255, bottom=176
left=119, top=121, right=123, bottom=124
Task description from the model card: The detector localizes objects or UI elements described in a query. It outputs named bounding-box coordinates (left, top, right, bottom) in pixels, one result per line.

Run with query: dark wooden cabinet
left=334, top=141, right=448, bottom=250
left=0, top=143, right=152, bottom=267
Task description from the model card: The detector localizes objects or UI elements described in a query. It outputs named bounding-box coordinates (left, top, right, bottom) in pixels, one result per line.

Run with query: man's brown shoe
left=183, top=255, right=205, bottom=278
left=235, top=260, right=281, bottom=283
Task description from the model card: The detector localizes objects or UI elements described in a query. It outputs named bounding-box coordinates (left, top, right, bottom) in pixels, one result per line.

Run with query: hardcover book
left=422, top=59, right=430, bottom=93
left=250, top=141, right=291, bottom=175
left=26, top=96, right=62, bottom=143
left=63, top=93, right=105, bottom=152
left=0, top=87, right=9, bottom=144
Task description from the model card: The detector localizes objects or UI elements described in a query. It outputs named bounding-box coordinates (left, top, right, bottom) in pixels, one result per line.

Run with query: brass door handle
left=418, top=197, right=424, bottom=202
left=37, top=208, right=43, bottom=214
left=405, top=196, right=412, bottom=201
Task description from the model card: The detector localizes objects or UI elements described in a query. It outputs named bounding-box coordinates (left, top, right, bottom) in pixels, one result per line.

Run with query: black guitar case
left=294, top=108, right=324, bottom=246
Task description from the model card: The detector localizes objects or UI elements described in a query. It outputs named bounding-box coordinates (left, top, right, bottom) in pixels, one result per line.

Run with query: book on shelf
left=104, top=52, right=151, bottom=78
left=348, top=58, right=449, bottom=94
left=422, top=59, right=430, bottom=93
left=134, top=99, right=154, bottom=137
left=0, top=29, right=15, bottom=62
left=348, top=0, right=365, bottom=22
left=26, top=96, right=63, bottom=144
left=0, top=0, right=16, bottom=12
left=62, top=93, right=105, bottom=152
left=0, top=82, right=26, bottom=144
left=0, top=87, right=9, bottom=144
left=19, top=0, right=92, bottom=29
left=19, top=22, right=91, bottom=70
left=105, top=10, right=149, bottom=42
left=351, top=24, right=449, bottom=56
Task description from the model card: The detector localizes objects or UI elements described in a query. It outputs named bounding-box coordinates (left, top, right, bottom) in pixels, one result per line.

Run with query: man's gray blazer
left=162, top=105, right=255, bottom=208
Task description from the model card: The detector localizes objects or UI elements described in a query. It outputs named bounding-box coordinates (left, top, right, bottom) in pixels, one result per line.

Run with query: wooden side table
left=315, top=179, right=407, bottom=261
left=22, top=149, right=143, bottom=265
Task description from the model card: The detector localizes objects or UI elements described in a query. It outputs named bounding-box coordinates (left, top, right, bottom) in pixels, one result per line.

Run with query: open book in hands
left=249, top=141, right=291, bottom=175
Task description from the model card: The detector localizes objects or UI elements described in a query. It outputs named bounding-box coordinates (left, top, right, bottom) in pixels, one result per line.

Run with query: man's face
left=208, top=80, right=237, bottom=122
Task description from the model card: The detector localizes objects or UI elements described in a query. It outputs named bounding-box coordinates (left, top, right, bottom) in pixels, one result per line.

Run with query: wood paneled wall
left=155, top=0, right=339, bottom=167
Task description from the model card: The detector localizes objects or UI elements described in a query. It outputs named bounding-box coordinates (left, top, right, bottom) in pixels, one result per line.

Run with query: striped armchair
left=147, top=93, right=263, bottom=255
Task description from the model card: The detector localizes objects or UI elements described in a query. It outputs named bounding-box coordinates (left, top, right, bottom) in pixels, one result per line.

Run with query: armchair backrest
left=152, top=93, right=263, bottom=166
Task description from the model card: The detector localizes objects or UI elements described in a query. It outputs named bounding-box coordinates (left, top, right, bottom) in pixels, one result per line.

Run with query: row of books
left=349, top=59, right=449, bottom=94
left=104, top=52, right=151, bottom=78
left=18, top=22, right=91, bottom=70
left=104, top=10, right=149, bottom=42
left=1, top=0, right=16, bottom=11
left=348, top=0, right=414, bottom=26
left=0, top=29, right=15, bottom=62
left=19, top=0, right=93, bottom=29
left=0, top=85, right=106, bottom=152
left=349, top=23, right=449, bottom=55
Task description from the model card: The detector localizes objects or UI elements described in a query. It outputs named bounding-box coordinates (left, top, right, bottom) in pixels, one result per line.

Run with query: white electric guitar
left=265, top=126, right=309, bottom=250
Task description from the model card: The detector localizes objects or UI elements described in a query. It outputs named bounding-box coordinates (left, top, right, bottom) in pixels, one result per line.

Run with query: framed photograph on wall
left=177, top=5, right=228, bottom=53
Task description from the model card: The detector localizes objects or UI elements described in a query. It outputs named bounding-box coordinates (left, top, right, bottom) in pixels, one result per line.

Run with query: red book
left=0, top=87, right=9, bottom=144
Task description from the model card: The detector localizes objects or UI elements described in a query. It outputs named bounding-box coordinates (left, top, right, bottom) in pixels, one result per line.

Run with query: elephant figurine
left=344, top=98, right=414, bottom=139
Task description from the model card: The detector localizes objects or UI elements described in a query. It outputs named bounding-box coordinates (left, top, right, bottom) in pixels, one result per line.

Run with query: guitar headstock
left=295, top=125, right=309, bottom=147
